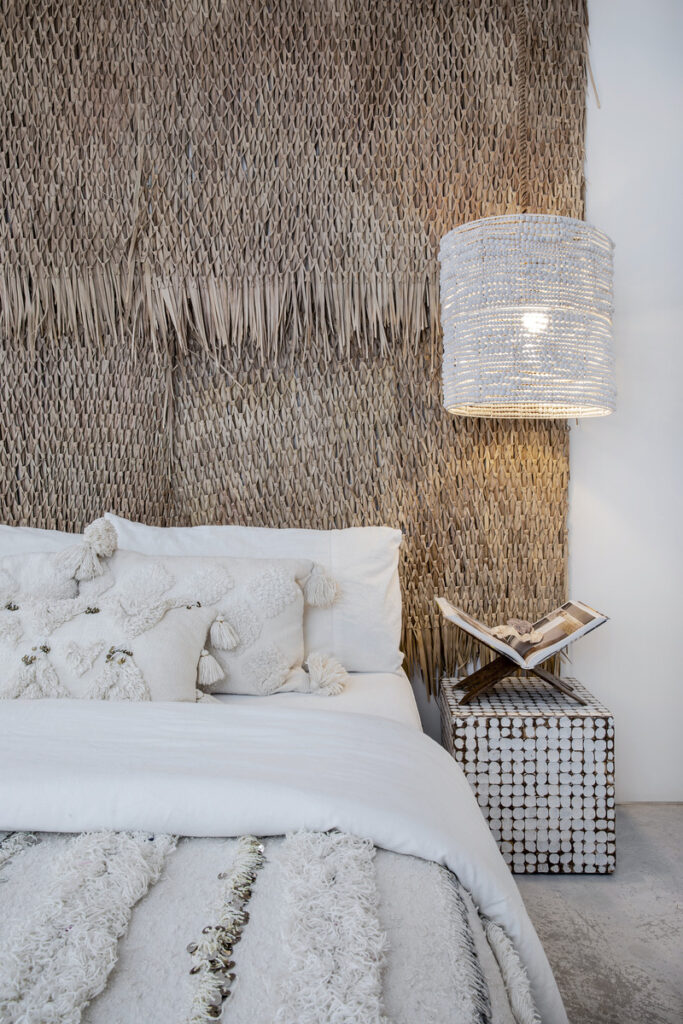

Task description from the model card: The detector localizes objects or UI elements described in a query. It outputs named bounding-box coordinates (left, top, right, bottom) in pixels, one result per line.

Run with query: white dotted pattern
left=439, top=677, right=616, bottom=874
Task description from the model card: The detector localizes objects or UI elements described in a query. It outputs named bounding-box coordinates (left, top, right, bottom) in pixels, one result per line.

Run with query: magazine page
left=435, top=598, right=528, bottom=669
left=436, top=598, right=608, bottom=671
left=520, top=601, right=608, bottom=669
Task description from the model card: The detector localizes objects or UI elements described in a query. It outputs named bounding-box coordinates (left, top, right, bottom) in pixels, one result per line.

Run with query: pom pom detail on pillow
left=304, top=652, right=350, bottom=696
left=53, top=517, right=118, bottom=582
left=302, top=564, right=339, bottom=608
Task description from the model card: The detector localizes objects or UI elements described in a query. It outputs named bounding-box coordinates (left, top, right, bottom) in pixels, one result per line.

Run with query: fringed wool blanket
left=0, top=700, right=567, bottom=1023
left=0, top=830, right=539, bottom=1024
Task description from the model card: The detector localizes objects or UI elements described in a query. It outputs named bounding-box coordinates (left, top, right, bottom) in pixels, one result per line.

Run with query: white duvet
left=0, top=700, right=567, bottom=1024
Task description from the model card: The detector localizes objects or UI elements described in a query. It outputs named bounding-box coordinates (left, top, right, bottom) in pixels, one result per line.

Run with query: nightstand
left=439, top=676, right=616, bottom=873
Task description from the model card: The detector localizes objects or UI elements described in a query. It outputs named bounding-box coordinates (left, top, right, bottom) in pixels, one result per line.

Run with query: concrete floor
left=517, top=804, right=683, bottom=1024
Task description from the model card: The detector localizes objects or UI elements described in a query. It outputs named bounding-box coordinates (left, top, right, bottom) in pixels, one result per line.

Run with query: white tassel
left=54, top=517, right=118, bottom=583
left=303, top=564, right=339, bottom=608
left=83, top=517, right=118, bottom=557
left=197, top=649, right=224, bottom=690
left=54, top=543, right=99, bottom=583
left=304, top=652, right=349, bottom=696
left=195, top=690, right=221, bottom=704
left=209, top=615, right=239, bottom=651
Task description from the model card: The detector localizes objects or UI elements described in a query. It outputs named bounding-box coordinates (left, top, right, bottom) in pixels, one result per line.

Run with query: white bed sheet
left=213, top=669, right=423, bottom=730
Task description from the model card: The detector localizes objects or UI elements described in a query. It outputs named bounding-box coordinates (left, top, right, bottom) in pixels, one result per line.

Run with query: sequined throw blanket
left=0, top=830, right=543, bottom=1024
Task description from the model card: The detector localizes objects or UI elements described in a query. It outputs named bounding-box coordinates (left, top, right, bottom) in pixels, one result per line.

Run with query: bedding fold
left=0, top=700, right=567, bottom=1024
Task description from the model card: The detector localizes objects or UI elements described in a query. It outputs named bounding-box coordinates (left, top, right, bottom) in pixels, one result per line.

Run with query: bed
left=212, top=669, right=423, bottom=728
left=0, top=518, right=568, bottom=1024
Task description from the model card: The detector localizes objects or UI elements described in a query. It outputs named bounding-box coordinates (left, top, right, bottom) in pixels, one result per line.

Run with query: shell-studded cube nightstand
left=439, top=676, right=616, bottom=874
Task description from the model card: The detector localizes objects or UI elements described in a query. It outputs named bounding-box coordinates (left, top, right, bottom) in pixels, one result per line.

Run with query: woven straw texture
left=440, top=214, right=615, bottom=418
left=0, top=0, right=587, bottom=689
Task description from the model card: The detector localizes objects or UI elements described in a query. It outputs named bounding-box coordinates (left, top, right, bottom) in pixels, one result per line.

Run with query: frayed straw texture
left=0, top=831, right=176, bottom=1024
left=0, top=1, right=586, bottom=359
left=0, top=0, right=586, bottom=689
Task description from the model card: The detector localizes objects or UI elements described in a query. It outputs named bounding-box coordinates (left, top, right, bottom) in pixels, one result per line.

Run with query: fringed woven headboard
left=0, top=0, right=586, bottom=689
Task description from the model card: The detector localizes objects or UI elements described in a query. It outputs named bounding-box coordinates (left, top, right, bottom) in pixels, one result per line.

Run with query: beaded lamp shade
left=439, top=214, right=616, bottom=418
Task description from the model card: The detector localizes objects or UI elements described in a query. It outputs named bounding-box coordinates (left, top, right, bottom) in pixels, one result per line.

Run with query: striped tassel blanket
left=0, top=830, right=539, bottom=1024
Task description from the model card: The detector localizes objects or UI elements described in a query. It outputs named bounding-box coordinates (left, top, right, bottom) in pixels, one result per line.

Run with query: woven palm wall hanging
left=0, top=0, right=587, bottom=689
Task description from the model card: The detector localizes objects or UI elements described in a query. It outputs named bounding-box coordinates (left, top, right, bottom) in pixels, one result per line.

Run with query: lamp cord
left=514, top=0, right=531, bottom=214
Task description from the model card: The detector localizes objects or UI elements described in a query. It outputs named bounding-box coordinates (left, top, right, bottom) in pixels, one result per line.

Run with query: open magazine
left=436, top=598, right=608, bottom=671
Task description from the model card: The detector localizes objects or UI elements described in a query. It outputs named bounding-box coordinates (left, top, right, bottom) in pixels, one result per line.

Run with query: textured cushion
left=106, top=550, right=342, bottom=697
left=0, top=523, right=346, bottom=699
left=0, top=547, right=214, bottom=702
left=105, top=514, right=403, bottom=673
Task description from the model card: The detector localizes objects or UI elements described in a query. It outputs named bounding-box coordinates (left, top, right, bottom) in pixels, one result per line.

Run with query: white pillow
left=105, top=514, right=403, bottom=673
left=108, top=549, right=345, bottom=697
left=0, top=546, right=214, bottom=702
left=0, top=524, right=80, bottom=556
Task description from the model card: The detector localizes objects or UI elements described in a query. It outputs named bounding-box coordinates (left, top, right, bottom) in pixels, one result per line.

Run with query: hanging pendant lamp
left=438, top=0, right=616, bottom=420
left=438, top=213, right=616, bottom=419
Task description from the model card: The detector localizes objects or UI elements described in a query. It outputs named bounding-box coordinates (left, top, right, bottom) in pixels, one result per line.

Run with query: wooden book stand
left=456, top=656, right=587, bottom=706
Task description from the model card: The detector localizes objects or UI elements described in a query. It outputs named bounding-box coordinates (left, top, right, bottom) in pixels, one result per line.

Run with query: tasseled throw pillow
left=102, top=549, right=347, bottom=696
left=0, top=518, right=349, bottom=700
left=0, top=521, right=214, bottom=702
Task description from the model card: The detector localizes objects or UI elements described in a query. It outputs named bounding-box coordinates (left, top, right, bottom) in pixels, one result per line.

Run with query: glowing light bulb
left=522, top=311, right=549, bottom=334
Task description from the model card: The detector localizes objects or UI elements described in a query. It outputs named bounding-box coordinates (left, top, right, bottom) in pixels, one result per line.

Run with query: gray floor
left=517, top=804, right=683, bottom=1024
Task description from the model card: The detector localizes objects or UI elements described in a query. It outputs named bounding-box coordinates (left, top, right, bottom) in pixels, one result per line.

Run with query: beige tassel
left=303, top=564, right=339, bottom=608
left=304, top=652, right=349, bottom=696
left=54, top=517, right=118, bottom=582
left=195, top=690, right=221, bottom=704
left=197, top=649, right=224, bottom=690
left=82, top=517, right=118, bottom=558
left=209, top=615, right=239, bottom=651
left=54, top=544, right=100, bottom=583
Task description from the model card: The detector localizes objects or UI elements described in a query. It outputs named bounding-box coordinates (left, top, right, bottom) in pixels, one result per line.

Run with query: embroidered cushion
left=102, top=550, right=346, bottom=697
left=0, top=539, right=215, bottom=702
left=0, top=519, right=347, bottom=699
left=104, top=514, right=403, bottom=674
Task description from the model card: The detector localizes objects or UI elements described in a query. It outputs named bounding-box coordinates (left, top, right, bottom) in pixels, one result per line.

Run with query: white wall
left=570, top=0, right=683, bottom=800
